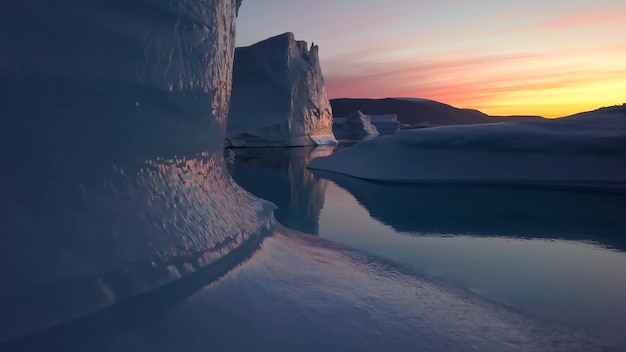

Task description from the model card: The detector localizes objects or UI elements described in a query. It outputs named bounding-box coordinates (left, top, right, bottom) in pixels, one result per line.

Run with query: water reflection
left=227, top=148, right=626, bottom=336
left=313, top=180, right=626, bottom=336
left=312, top=170, right=626, bottom=249
left=228, top=146, right=332, bottom=235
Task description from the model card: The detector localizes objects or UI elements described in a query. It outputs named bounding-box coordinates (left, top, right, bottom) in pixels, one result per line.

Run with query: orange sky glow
left=237, top=1, right=626, bottom=118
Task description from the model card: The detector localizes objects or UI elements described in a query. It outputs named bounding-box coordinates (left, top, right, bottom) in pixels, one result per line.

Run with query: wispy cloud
left=238, top=0, right=626, bottom=116
left=325, top=45, right=626, bottom=117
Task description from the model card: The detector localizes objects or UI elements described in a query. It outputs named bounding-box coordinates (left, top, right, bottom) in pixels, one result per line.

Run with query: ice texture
left=333, top=110, right=379, bottom=140
left=225, top=33, right=337, bottom=147
left=12, top=225, right=616, bottom=352
left=0, top=0, right=274, bottom=342
left=309, top=110, right=626, bottom=186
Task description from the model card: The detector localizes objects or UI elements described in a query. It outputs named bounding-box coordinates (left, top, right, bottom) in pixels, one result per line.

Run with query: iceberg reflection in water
left=228, top=146, right=333, bottom=235
left=2, top=146, right=623, bottom=352
left=227, top=146, right=626, bottom=344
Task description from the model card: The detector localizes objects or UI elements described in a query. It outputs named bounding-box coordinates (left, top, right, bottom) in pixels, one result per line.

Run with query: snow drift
left=226, top=32, right=337, bottom=147
left=309, top=110, right=626, bottom=187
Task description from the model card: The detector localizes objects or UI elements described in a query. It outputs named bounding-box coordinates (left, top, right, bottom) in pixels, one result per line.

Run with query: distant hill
left=588, top=103, right=626, bottom=115
left=330, top=98, right=544, bottom=125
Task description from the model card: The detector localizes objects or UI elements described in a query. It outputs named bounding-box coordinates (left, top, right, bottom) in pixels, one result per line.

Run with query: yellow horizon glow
left=325, top=48, right=626, bottom=118
left=466, top=78, right=626, bottom=118
left=237, top=1, right=626, bottom=118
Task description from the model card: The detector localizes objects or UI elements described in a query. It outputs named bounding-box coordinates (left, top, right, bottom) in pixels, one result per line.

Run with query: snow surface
left=309, top=111, right=626, bottom=186
left=226, top=32, right=337, bottom=147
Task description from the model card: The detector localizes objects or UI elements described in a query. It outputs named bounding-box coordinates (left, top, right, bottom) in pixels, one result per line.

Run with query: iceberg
left=332, top=110, right=379, bottom=140
left=309, top=110, right=626, bottom=188
left=0, top=0, right=274, bottom=342
left=334, top=110, right=399, bottom=139
left=225, top=33, right=337, bottom=147
left=369, top=113, right=401, bottom=135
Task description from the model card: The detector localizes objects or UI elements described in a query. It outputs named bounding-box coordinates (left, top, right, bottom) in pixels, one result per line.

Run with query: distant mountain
left=330, top=98, right=544, bottom=126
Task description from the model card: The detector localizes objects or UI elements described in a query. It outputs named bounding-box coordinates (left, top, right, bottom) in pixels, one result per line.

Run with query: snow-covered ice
left=309, top=110, right=626, bottom=187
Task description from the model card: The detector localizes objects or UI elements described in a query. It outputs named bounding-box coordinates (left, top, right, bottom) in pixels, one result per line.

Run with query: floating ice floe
left=309, top=109, right=626, bottom=188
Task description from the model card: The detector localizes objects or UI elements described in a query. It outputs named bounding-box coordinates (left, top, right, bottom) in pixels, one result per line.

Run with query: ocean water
left=229, top=146, right=626, bottom=342
left=315, top=179, right=626, bottom=335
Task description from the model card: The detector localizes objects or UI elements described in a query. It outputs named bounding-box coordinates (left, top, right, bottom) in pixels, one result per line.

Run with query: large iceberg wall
left=0, top=0, right=273, bottom=342
left=225, top=32, right=337, bottom=147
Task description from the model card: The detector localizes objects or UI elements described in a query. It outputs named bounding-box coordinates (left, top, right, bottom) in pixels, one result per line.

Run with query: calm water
left=229, top=146, right=626, bottom=337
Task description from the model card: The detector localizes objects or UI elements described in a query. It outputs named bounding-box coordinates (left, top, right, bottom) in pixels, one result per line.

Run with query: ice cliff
left=225, top=33, right=337, bottom=147
left=0, top=0, right=273, bottom=342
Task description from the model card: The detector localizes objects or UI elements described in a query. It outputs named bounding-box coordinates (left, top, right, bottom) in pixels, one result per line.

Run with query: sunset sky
left=236, top=1, right=626, bottom=117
